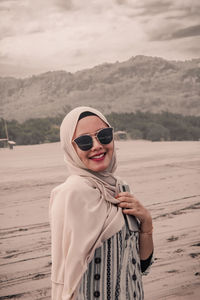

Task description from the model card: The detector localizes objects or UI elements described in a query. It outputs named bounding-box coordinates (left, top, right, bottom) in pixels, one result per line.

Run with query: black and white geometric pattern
left=77, top=215, right=147, bottom=300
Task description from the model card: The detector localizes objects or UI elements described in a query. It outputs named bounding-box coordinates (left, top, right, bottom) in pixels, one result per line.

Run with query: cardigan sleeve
left=50, top=178, right=108, bottom=300
left=140, top=251, right=154, bottom=274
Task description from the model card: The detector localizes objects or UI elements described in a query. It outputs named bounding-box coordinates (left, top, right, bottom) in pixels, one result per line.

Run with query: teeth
left=92, top=153, right=104, bottom=159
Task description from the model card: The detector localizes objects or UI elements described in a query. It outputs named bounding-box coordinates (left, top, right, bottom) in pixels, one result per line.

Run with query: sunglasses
left=73, top=127, right=114, bottom=151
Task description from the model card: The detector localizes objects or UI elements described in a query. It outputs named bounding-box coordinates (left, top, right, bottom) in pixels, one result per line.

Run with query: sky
left=0, top=0, right=200, bottom=78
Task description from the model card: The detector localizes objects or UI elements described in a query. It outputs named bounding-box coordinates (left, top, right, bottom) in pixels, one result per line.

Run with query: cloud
left=114, top=0, right=173, bottom=16
left=148, top=23, right=200, bottom=41
left=115, top=0, right=200, bottom=17
left=185, top=41, right=200, bottom=57
left=141, top=0, right=200, bottom=43
left=0, top=0, right=199, bottom=77
left=138, top=0, right=173, bottom=16
left=171, top=24, right=200, bottom=39
left=55, top=0, right=73, bottom=10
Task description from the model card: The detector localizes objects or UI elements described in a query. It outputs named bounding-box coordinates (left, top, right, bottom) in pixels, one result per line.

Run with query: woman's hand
left=116, top=192, right=152, bottom=233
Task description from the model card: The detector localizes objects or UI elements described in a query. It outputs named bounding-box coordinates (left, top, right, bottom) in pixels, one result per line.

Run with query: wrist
left=140, top=215, right=153, bottom=234
left=140, top=225, right=153, bottom=235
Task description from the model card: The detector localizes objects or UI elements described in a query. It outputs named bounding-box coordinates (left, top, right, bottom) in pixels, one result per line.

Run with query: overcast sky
left=0, top=0, right=200, bottom=77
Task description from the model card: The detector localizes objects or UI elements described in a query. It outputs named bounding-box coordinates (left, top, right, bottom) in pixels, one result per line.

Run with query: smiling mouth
left=90, top=152, right=106, bottom=160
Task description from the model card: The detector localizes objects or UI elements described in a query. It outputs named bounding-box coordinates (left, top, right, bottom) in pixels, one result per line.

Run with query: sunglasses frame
left=72, top=127, right=114, bottom=151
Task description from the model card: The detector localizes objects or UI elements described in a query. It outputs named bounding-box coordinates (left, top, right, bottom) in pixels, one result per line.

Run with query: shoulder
left=51, top=175, right=96, bottom=194
left=49, top=176, right=101, bottom=223
left=50, top=175, right=100, bottom=205
left=66, top=175, right=95, bottom=190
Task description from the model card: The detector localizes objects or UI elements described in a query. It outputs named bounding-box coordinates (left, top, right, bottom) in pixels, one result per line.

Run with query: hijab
left=49, top=106, right=125, bottom=300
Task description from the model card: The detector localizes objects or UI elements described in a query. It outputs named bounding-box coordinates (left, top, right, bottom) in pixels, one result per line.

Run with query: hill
left=0, top=55, right=200, bottom=122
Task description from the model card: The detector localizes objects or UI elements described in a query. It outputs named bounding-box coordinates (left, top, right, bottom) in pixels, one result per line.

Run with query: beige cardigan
left=49, top=175, right=125, bottom=300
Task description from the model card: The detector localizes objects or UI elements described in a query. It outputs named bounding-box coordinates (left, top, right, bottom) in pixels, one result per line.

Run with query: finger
left=121, top=208, right=137, bottom=215
left=117, top=196, right=136, bottom=203
left=116, top=193, right=134, bottom=200
left=122, top=208, right=140, bottom=216
left=118, top=201, right=133, bottom=209
left=117, top=192, right=131, bottom=197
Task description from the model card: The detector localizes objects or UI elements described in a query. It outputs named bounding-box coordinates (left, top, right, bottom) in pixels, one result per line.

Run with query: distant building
left=0, top=119, right=16, bottom=149
left=8, top=140, right=16, bottom=149
left=0, top=139, right=16, bottom=149
left=0, top=138, right=8, bottom=148
left=114, top=131, right=128, bottom=140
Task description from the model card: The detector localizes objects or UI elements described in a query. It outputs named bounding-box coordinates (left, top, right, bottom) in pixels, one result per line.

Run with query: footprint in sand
left=167, top=235, right=179, bottom=242
left=191, top=242, right=200, bottom=247
left=189, top=252, right=200, bottom=258
left=174, top=248, right=184, bottom=253
left=166, top=269, right=179, bottom=273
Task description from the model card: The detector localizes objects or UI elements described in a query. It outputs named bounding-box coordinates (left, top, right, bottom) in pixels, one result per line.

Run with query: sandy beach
left=0, top=140, right=200, bottom=299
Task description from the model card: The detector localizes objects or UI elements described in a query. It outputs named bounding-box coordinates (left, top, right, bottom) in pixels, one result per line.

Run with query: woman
left=49, top=106, right=153, bottom=300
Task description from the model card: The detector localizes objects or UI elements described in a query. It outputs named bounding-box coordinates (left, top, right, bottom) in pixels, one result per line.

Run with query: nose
left=91, top=136, right=103, bottom=150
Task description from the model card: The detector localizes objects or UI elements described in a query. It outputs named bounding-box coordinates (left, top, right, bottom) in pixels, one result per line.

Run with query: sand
left=0, top=140, right=200, bottom=299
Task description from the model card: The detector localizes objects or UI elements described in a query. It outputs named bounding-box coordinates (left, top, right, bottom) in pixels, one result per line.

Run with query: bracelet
left=140, top=226, right=153, bottom=235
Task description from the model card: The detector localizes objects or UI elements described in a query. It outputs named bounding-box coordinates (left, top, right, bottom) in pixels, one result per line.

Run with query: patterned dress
left=77, top=214, right=152, bottom=300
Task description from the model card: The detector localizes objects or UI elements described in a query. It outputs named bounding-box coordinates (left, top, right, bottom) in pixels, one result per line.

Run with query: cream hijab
left=50, top=106, right=125, bottom=300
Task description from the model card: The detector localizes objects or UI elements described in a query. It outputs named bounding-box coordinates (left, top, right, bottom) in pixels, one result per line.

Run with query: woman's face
left=72, top=116, right=114, bottom=172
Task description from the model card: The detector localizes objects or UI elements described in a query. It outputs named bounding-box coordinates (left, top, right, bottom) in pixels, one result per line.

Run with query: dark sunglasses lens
left=74, top=135, right=93, bottom=151
left=97, top=128, right=113, bottom=144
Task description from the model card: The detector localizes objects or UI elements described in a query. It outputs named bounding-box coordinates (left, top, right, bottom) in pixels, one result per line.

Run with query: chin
left=89, top=163, right=108, bottom=172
